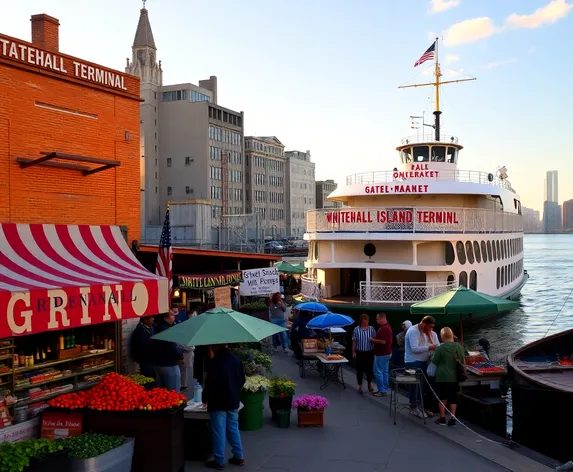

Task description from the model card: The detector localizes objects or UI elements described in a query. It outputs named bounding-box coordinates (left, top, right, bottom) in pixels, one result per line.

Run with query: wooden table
left=315, top=354, right=348, bottom=390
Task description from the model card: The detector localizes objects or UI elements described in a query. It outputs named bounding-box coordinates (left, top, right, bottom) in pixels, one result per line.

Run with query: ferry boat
left=300, top=39, right=528, bottom=324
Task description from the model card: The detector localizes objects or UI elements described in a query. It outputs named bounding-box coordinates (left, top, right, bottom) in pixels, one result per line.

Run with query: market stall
left=173, top=271, right=243, bottom=312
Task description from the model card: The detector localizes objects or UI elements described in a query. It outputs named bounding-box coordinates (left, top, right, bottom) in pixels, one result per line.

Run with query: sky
left=3, top=0, right=573, bottom=213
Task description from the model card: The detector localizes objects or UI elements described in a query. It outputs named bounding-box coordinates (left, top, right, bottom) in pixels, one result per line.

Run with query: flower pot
left=297, top=408, right=324, bottom=428
left=69, top=437, right=134, bottom=472
left=239, top=390, right=265, bottom=431
left=277, top=410, right=291, bottom=428
left=269, top=396, right=293, bottom=422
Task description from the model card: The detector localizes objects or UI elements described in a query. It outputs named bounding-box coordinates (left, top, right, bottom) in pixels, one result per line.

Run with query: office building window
left=191, top=90, right=211, bottom=102
left=162, top=90, right=188, bottom=102
left=185, top=156, right=192, bottom=165
left=166, top=158, right=172, bottom=167
left=185, top=186, right=193, bottom=194
left=167, top=186, right=172, bottom=196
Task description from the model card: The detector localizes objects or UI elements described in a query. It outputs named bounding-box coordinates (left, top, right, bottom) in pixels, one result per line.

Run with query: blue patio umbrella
left=306, top=312, right=354, bottom=329
left=296, top=302, right=329, bottom=313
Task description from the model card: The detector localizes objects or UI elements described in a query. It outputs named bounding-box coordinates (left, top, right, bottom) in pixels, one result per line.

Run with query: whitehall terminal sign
left=0, top=36, right=130, bottom=92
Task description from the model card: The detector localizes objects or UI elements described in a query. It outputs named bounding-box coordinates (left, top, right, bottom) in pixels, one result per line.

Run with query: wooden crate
left=297, top=408, right=324, bottom=428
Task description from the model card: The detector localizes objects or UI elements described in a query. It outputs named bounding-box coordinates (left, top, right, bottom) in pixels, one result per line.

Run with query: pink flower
left=292, top=394, right=329, bottom=410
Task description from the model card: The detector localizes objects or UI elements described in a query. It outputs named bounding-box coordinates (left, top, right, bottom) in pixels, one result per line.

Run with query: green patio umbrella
left=151, top=307, right=287, bottom=346
left=410, top=286, right=519, bottom=345
left=273, top=261, right=306, bottom=275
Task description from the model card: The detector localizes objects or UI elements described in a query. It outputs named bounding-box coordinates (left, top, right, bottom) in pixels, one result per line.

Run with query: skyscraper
left=543, top=171, right=561, bottom=232
left=545, top=170, right=558, bottom=203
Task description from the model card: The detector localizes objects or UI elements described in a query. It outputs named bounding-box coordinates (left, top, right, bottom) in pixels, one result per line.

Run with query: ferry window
left=447, top=275, right=455, bottom=285
left=456, top=241, right=466, bottom=264
left=505, top=265, right=509, bottom=286
left=480, top=241, right=488, bottom=262
left=487, top=241, right=493, bottom=262
left=459, top=271, right=468, bottom=288
left=400, top=148, right=413, bottom=163
left=445, top=242, right=455, bottom=265
left=492, top=241, right=497, bottom=261
left=465, top=241, right=475, bottom=264
left=496, top=267, right=500, bottom=289
left=501, top=266, right=505, bottom=287
left=413, top=146, right=429, bottom=162
left=473, top=241, right=481, bottom=263
left=446, top=147, right=456, bottom=163
left=496, top=241, right=501, bottom=260
left=501, top=240, right=505, bottom=260
left=431, top=146, right=446, bottom=162
left=469, top=270, right=477, bottom=290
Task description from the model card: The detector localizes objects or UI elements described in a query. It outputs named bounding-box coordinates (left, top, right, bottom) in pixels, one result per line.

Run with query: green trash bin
left=239, top=390, right=265, bottom=431
left=277, top=410, right=291, bottom=428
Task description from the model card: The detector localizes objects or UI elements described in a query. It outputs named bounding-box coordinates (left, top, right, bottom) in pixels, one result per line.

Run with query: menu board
left=41, top=412, right=82, bottom=440
left=213, top=287, right=232, bottom=309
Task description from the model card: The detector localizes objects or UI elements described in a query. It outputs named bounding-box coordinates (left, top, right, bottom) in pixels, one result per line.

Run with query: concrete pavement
left=185, top=352, right=555, bottom=472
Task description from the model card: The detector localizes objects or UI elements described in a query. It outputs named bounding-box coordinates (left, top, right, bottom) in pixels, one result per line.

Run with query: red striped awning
left=0, top=223, right=169, bottom=337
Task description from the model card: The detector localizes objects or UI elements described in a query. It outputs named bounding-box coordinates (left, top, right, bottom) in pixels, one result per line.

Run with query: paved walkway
left=185, top=352, right=553, bottom=472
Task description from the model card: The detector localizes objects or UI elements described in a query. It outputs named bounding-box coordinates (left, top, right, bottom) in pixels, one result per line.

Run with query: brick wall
left=0, top=51, right=142, bottom=241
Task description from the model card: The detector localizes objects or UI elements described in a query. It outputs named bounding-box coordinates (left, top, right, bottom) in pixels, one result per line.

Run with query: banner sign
left=240, top=268, right=280, bottom=296
left=213, top=287, right=232, bottom=309
left=325, top=209, right=460, bottom=225
left=41, top=412, right=82, bottom=440
left=178, top=272, right=243, bottom=289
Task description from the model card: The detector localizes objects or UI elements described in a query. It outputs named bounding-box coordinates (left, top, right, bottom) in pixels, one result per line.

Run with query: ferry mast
left=399, top=37, right=476, bottom=140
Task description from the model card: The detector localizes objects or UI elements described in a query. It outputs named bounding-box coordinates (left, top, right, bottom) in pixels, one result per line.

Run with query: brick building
left=0, top=14, right=142, bottom=241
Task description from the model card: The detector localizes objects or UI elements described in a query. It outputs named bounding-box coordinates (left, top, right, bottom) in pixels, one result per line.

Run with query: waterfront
left=465, top=234, right=573, bottom=358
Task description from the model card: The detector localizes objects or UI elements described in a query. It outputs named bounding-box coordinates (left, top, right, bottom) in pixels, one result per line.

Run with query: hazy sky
left=3, top=0, right=573, bottom=213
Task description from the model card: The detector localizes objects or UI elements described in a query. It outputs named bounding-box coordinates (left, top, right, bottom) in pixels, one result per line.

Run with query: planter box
left=239, top=391, right=265, bottom=431
left=25, top=450, right=70, bottom=472
left=297, top=408, right=324, bottom=428
left=69, top=437, right=134, bottom=472
left=80, top=408, right=184, bottom=472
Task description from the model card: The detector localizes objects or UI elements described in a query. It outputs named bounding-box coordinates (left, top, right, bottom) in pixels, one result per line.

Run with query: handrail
left=399, top=133, right=459, bottom=145
left=306, top=206, right=523, bottom=234
left=345, top=169, right=514, bottom=192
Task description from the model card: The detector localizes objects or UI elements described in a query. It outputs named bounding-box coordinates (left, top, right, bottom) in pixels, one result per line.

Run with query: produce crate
left=81, top=408, right=184, bottom=472
left=69, top=437, right=134, bottom=472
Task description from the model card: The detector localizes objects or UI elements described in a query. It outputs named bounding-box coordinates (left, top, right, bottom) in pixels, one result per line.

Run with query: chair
left=389, top=368, right=426, bottom=425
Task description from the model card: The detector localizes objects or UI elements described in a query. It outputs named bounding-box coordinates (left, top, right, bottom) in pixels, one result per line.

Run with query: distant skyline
left=3, top=0, right=572, bottom=212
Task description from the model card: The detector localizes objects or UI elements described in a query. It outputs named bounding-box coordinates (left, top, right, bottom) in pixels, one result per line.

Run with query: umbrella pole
left=459, top=314, right=464, bottom=348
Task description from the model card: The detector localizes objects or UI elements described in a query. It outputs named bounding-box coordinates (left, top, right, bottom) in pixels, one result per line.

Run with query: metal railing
left=359, top=281, right=458, bottom=305
left=345, top=169, right=514, bottom=192
left=301, top=276, right=324, bottom=301
left=306, top=206, right=523, bottom=234
left=400, top=132, right=459, bottom=145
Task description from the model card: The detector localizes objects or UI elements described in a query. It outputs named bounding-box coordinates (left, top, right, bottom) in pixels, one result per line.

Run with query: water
left=464, top=234, right=573, bottom=358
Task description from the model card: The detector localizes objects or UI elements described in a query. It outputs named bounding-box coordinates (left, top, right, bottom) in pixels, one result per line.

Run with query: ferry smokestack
left=433, top=110, right=441, bottom=141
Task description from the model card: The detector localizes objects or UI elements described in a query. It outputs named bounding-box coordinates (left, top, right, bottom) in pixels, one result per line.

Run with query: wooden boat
left=507, top=328, right=573, bottom=462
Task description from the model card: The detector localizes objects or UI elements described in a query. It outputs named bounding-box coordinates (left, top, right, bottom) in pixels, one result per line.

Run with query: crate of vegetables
left=466, top=361, right=506, bottom=376
left=62, top=433, right=134, bottom=472
left=0, top=438, right=69, bottom=472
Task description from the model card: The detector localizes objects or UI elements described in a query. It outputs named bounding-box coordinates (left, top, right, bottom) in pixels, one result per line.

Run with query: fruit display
left=126, top=374, right=155, bottom=385
left=48, top=373, right=186, bottom=412
left=60, top=432, right=125, bottom=459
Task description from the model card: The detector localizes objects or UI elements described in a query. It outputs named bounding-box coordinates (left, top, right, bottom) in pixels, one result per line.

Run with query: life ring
left=487, top=173, right=494, bottom=182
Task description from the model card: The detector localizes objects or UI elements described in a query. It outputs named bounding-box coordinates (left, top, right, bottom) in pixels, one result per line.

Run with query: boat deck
left=513, top=359, right=573, bottom=391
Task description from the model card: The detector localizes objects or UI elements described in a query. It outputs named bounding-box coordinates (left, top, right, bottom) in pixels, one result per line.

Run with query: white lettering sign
left=240, top=267, right=280, bottom=296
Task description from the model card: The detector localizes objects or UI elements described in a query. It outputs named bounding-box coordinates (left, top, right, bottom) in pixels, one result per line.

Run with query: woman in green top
left=430, top=327, right=465, bottom=427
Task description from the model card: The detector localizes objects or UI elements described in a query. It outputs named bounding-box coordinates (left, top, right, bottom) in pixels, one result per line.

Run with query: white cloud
left=427, top=31, right=436, bottom=41
left=430, top=0, right=462, bottom=13
left=445, top=54, right=460, bottom=64
left=505, top=0, right=573, bottom=29
left=484, top=58, right=519, bottom=69
left=443, top=17, right=496, bottom=46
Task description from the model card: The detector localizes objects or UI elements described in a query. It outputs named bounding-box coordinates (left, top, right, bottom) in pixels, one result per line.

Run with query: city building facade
left=545, top=170, right=559, bottom=203
left=563, top=199, right=573, bottom=230
left=522, top=206, right=542, bottom=233
left=285, top=150, right=315, bottom=238
left=245, top=136, right=286, bottom=238
left=126, top=6, right=245, bottom=240
left=543, top=170, right=561, bottom=232
left=316, top=180, right=342, bottom=209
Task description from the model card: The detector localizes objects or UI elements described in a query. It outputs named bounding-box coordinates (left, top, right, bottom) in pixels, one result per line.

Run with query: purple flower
left=292, top=394, right=329, bottom=410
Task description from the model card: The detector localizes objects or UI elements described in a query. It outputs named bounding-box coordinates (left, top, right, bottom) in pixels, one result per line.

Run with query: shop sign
left=240, top=268, right=280, bottom=296
left=178, top=272, right=243, bottom=289
left=2, top=280, right=164, bottom=338
left=0, top=35, right=135, bottom=95
left=393, top=163, right=440, bottom=180
left=0, top=417, right=40, bottom=443
left=213, top=286, right=232, bottom=309
left=325, top=209, right=460, bottom=225
left=41, top=412, right=82, bottom=440
left=364, top=184, right=429, bottom=194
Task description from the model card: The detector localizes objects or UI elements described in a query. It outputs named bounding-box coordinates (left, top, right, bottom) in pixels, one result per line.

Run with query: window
left=492, top=241, right=498, bottom=261
left=431, top=146, right=446, bottom=162
left=167, top=186, right=172, bottom=196
left=185, top=156, right=192, bottom=165
left=469, top=270, right=477, bottom=290
left=496, top=241, right=501, bottom=260
left=487, top=241, right=493, bottom=262
left=185, top=186, right=192, bottom=194
left=446, top=147, right=456, bottom=163
left=413, top=146, right=430, bottom=162
left=456, top=241, right=466, bottom=264
left=466, top=241, right=475, bottom=264
left=501, top=266, right=505, bottom=287
left=447, top=274, right=455, bottom=285
left=480, top=241, right=487, bottom=263
left=191, top=90, right=211, bottom=102
left=166, top=158, right=172, bottom=167
left=496, top=267, right=500, bottom=289
left=473, top=241, right=481, bottom=263
left=459, top=271, right=468, bottom=288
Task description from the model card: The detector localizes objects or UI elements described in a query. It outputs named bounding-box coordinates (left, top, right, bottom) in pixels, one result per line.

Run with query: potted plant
left=0, top=438, right=68, bottom=472
left=268, top=376, right=296, bottom=421
left=61, top=432, right=134, bottom=472
left=234, top=349, right=272, bottom=377
left=292, top=394, right=329, bottom=428
left=239, top=375, right=270, bottom=431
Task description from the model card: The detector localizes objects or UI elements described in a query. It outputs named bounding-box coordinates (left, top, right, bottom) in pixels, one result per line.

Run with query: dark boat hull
left=508, top=328, right=573, bottom=462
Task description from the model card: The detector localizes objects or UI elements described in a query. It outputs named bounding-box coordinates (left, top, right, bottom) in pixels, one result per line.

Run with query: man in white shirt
left=404, top=316, right=439, bottom=418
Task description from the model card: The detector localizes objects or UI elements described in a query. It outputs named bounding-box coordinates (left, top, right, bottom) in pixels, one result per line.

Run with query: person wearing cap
left=394, top=320, right=412, bottom=367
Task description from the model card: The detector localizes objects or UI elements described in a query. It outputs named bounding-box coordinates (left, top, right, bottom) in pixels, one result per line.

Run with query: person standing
left=394, top=320, right=413, bottom=368
left=370, top=313, right=393, bottom=397
left=404, top=315, right=439, bottom=418
left=154, top=307, right=185, bottom=392
left=352, top=314, right=376, bottom=394
left=431, top=327, right=465, bottom=427
left=203, top=344, right=246, bottom=470
left=130, top=316, right=156, bottom=379
left=268, top=292, right=288, bottom=353
left=180, top=310, right=197, bottom=391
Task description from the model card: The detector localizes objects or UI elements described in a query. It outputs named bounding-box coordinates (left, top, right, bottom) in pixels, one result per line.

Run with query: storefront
left=173, top=271, right=244, bottom=313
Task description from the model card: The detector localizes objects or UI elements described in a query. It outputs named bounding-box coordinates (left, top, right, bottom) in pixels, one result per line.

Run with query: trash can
left=239, top=390, right=265, bottom=431
left=277, top=410, right=290, bottom=428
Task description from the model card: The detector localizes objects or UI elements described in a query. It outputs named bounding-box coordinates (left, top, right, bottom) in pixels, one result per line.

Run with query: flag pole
left=433, top=37, right=442, bottom=141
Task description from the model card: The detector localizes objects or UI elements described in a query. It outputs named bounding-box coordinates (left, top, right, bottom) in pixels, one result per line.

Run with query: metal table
left=316, top=354, right=348, bottom=390
left=389, top=368, right=426, bottom=425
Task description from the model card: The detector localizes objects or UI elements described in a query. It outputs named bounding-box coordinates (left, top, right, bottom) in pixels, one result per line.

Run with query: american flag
left=156, top=207, right=173, bottom=295
left=414, top=41, right=436, bottom=67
